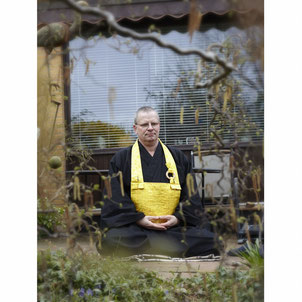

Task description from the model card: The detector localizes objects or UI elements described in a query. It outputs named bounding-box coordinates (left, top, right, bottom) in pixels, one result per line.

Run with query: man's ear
left=133, top=124, right=137, bottom=134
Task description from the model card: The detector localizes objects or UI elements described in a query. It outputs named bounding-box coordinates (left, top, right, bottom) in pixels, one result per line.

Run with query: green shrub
left=238, top=239, right=264, bottom=270
left=236, top=239, right=264, bottom=301
left=38, top=250, right=169, bottom=301
left=38, top=250, right=264, bottom=302
left=38, top=198, right=65, bottom=235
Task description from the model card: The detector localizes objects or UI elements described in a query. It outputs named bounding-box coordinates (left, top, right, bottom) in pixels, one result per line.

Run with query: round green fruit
left=48, top=156, right=62, bottom=169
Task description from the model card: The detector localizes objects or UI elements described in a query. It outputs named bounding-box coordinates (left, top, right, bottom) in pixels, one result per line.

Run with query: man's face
left=133, top=111, right=160, bottom=145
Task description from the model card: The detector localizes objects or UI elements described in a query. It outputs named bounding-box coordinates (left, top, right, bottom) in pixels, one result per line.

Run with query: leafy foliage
left=237, top=239, right=264, bottom=300
left=238, top=239, right=264, bottom=269
left=38, top=250, right=168, bottom=302
left=38, top=250, right=263, bottom=301
left=71, top=120, right=134, bottom=149
left=38, top=198, right=65, bottom=235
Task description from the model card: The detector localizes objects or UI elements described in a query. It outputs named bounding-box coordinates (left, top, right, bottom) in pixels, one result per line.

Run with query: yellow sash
left=131, top=139, right=181, bottom=223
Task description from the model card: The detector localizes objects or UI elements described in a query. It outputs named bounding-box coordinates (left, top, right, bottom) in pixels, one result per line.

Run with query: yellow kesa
left=131, top=139, right=181, bottom=223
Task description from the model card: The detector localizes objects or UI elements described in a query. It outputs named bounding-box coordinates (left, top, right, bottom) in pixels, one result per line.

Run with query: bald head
left=134, top=106, right=159, bottom=125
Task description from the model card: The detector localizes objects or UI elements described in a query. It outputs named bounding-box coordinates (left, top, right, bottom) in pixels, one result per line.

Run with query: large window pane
left=69, top=25, right=263, bottom=150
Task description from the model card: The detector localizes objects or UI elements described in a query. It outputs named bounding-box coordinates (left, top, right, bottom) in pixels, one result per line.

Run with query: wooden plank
left=205, top=202, right=264, bottom=211
left=135, top=261, right=220, bottom=274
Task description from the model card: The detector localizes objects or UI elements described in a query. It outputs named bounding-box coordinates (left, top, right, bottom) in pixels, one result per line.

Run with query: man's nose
left=146, top=123, right=154, bottom=129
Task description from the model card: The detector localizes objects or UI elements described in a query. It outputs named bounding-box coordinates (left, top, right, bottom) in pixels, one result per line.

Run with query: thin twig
left=60, top=0, right=235, bottom=88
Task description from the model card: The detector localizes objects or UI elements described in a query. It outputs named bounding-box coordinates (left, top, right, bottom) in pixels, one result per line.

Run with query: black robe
left=100, top=141, right=219, bottom=257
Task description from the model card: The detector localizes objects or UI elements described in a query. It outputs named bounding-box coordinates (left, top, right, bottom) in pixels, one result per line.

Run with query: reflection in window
left=69, top=25, right=263, bottom=150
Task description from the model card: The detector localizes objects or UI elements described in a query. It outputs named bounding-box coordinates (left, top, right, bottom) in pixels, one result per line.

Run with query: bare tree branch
left=38, top=226, right=68, bottom=238
left=60, top=0, right=236, bottom=88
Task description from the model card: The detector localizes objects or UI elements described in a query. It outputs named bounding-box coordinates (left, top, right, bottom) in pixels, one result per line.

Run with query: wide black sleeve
left=171, top=149, right=205, bottom=227
left=100, top=148, right=145, bottom=229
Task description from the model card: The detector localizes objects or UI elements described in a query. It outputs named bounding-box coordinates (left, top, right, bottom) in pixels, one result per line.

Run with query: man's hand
left=136, top=216, right=167, bottom=230
left=158, top=215, right=179, bottom=228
